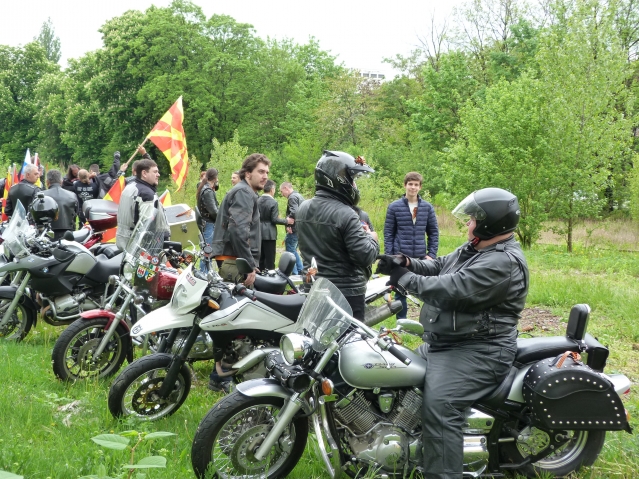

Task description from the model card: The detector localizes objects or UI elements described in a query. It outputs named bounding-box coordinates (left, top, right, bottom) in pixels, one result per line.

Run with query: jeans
left=285, top=233, right=303, bottom=275
left=199, top=221, right=214, bottom=273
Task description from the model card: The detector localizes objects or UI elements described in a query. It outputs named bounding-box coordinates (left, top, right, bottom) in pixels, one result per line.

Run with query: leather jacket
left=258, top=194, right=286, bottom=241
left=116, top=178, right=167, bottom=250
left=396, top=236, right=529, bottom=343
left=286, top=191, right=304, bottom=233
left=5, top=180, right=41, bottom=217
left=197, top=183, right=219, bottom=223
left=210, top=180, right=261, bottom=269
left=42, top=184, right=78, bottom=231
left=296, top=190, right=379, bottom=297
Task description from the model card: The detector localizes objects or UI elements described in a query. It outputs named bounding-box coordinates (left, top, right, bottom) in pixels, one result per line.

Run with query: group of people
left=200, top=149, right=529, bottom=479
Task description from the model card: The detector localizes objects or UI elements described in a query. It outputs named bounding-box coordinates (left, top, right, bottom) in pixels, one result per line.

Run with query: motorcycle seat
left=515, top=335, right=582, bottom=365
left=90, top=244, right=121, bottom=259
left=85, top=252, right=124, bottom=283
left=253, top=273, right=288, bottom=294
left=476, top=366, right=517, bottom=410
left=253, top=291, right=305, bottom=321
left=72, top=228, right=91, bottom=243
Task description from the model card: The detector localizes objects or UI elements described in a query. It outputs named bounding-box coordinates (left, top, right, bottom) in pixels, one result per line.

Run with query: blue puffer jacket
left=384, top=195, right=439, bottom=258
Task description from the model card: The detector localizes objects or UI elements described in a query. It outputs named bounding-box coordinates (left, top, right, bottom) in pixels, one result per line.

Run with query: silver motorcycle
left=191, top=277, right=631, bottom=479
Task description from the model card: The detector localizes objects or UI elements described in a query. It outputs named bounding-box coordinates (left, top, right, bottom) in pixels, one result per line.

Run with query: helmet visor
left=452, top=192, right=487, bottom=223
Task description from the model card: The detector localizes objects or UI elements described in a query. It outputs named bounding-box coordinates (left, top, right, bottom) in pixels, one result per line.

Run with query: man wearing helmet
left=377, top=187, right=529, bottom=479
left=296, top=151, right=379, bottom=320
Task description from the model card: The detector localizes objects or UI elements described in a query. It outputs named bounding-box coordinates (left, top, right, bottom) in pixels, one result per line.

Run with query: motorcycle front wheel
left=501, top=427, right=605, bottom=477
left=192, top=393, right=308, bottom=479
left=0, top=300, right=36, bottom=342
left=51, top=317, right=129, bottom=381
left=108, top=353, right=191, bottom=421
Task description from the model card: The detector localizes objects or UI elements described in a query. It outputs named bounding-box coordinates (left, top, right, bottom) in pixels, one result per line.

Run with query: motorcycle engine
left=221, top=337, right=275, bottom=381
left=172, top=332, right=215, bottom=360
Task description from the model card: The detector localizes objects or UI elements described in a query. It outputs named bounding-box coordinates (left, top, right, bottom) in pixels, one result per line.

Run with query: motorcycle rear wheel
left=501, top=427, right=605, bottom=477
left=51, top=317, right=129, bottom=381
left=192, top=393, right=308, bottom=479
left=108, top=353, right=191, bottom=421
left=0, top=301, right=36, bottom=342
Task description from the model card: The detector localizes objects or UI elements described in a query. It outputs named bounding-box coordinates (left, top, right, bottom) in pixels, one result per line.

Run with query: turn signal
left=626, top=409, right=631, bottom=422
left=208, top=299, right=220, bottom=310
left=321, top=379, right=334, bottom=396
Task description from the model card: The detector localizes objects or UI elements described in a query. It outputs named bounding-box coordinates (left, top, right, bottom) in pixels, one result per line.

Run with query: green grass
left=1, top=229, right=639, bottom=478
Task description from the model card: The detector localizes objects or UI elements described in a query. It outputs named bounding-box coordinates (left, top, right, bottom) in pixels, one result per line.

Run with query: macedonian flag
left=146, top=96, right=189, bottom=191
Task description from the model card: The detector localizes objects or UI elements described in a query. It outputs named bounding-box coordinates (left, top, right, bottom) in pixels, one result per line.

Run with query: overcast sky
left=0, top=0, right=463, bottom=78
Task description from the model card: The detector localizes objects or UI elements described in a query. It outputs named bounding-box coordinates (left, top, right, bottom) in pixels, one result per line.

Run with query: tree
left=35, top=17, right=61, bottom=63
left=209, top=130, right=248, bottom=197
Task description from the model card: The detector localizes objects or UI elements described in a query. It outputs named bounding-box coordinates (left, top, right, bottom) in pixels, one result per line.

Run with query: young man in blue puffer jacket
left=384, top=172, right=439, bottom=319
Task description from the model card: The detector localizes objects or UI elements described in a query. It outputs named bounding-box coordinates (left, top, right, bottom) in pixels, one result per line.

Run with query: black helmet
left=315, top=150, right=374, bottom=206
left=452, top=188, right=520, bottom=241
left=30, top=193, right=59, bottom=225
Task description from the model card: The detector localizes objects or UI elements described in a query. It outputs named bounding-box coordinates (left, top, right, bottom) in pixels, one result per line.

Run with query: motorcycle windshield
left=2, top=201, right=31, bottom=258
left=295, top=277, right=353, bottom=352
left=124, top=206, right=169, bottom=285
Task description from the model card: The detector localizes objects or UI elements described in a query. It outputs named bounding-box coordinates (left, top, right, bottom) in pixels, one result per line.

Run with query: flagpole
left=122, top=138, right=149, bottom=171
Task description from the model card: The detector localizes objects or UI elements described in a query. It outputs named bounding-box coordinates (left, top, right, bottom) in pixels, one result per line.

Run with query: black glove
left=114, top=151, right=121, bottom=161
left=388, top=266, right=409, bottom=287
left=375, top=254, right=408, bottom=275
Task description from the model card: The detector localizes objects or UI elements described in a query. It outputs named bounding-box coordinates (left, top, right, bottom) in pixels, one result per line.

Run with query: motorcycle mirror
left=46, top=230, right=55, bottom=240
left=163, top=241, right=182, bottom=253
left=63, top=231, right=74, bottom=241
left=397, top=319, right=424, bottom=336
left=235, top=258, right=253, bottom=275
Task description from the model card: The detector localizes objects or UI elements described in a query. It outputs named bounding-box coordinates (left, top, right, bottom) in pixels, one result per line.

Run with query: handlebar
left=234, top=284, right=256, bottom=301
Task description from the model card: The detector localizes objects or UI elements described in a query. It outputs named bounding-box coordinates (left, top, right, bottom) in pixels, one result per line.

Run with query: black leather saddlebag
left=523, top=352, right=628, bottom=431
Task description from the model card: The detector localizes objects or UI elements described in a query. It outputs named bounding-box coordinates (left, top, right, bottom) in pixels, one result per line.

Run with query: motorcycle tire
left=192, top=393, right=308, bottom=479
left=500, top=428, right=605, bottom=477
left=51, top=317, right=129, bottom=381
left=0, top=300, right=36, bottom=342
left=108, top=353, right=191, bottom=421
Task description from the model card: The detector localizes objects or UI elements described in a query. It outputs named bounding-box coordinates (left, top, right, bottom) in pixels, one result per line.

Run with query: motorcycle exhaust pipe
left=363, top=300, right=403, bottom=327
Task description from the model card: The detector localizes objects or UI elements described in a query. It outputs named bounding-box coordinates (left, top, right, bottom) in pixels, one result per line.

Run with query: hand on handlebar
left=244, top=269, right=258, bottom=287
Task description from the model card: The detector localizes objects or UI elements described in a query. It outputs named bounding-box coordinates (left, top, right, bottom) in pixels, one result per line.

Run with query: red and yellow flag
left=2, top=165, right=13, bottom=221
left=101, top=176, right=126, bottom=243
left=146, top=97, right=189, bottom=191
left=159, top=189, right=172, bottom=207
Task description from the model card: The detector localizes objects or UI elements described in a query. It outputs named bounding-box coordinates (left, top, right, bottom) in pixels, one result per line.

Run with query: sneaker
left=208, top=379, right=232, bottom=394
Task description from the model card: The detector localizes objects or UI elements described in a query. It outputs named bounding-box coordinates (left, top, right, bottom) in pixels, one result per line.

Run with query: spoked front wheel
left=108, top=353, right=191, bottom=421
left=51, top=317, right=129, bottom=381
left=191, top=393, right=308, bottom=479
left=0, top=300, right=36, bottom=342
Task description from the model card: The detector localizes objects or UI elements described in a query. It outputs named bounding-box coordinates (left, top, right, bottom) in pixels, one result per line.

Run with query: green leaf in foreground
left=144, top=431, right=177, bottom=440
left=0, top=472, right=24, bottom=479
left=123, top=456, right=167, bottom=469
left=91, top=434, right=130, bottom=450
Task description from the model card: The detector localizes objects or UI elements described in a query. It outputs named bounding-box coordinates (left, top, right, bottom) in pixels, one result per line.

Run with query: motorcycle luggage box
left=83, top=199, right=118, bottom=231
left=164, top=204, right=199, bottom=248
left=523, top=353, right=628, bottom=431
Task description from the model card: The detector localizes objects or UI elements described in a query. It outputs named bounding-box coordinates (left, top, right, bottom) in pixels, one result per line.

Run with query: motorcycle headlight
left=280, top=333, right=313, bottom=366
left=123, top=262, right=136, bottom=281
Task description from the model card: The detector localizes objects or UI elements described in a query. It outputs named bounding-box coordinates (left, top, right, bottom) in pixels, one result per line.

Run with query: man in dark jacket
left=258, top=180, right=287, bottom=271
left=279, top=182, right=305, bottom=274
left=384, top=171, right=439, bottom=319
left=377, top=187, right=529, bottom=479
left=116, top=147, right=168, bottom=250
left=5, top=164, right=41, bottom=218
left=211, top=153, right=271, bottom=286
left=42, top=169, right=78, bottom=239
left=89, top=151, right=127, bottom=198
left=297, top=151, right=379, bottom=320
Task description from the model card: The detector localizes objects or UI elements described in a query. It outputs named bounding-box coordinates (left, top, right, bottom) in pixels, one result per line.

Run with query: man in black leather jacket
left=258, top=180, right=287, bottom=271
left=5, top=164, right=41, bottom=218
left=377, top=187, right=529, bottom=479
left=297, top=151, right=379, bottom=320
left=42, top=169, right=78, bottom=239
left=211, top=153, right=271, bottom=286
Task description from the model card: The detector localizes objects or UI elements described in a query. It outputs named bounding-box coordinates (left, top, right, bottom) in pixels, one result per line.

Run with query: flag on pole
left=159, top=189, right=172, bottom=206
left=103, top=176, right=126, bottom=204
left=12, top=163, right=19, bottom=187
left=2, top=165, right=13, bottom=221
left=146, top=96, right=189, bottom=191
left=19, top=149, right=30, bottom=181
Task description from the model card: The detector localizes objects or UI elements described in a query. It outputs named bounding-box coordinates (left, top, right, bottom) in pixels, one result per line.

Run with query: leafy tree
left=35, top=17, right=61, bottom=63
left=208, top=130, right=248, bottom=196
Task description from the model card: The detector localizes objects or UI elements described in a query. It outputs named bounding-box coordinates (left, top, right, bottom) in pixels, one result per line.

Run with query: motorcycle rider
left=377, top=187, right=529, bottom=479
left=42, top=169, right=78, bottom=240
left=116, top=147, right=169, bottom=251
left=296, top=151, right=379, bottom=320
left=5, top=164, right=41, bottom=219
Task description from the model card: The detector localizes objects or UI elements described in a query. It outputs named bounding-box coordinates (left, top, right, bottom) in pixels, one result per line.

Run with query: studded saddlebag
left=523, top=352, right=628, bottom=431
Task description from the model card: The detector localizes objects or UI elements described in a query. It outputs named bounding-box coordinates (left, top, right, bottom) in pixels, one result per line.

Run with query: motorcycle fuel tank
left=339, top=341, right=427, bottom=389
left=60, top=241, right=96, bottom=275
left=198, top=298, right=297, bottom=333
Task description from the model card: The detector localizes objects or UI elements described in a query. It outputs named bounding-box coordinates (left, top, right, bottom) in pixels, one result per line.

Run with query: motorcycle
left=50, top=206, right=187, bottom=381
left=0, top=200, right=123, bottom=341
left=107, top=253, right=400, bottom=421
left=190, top=277, right=632, bottom=479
